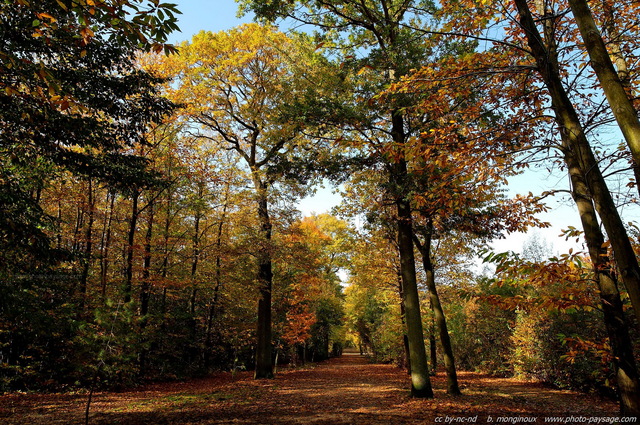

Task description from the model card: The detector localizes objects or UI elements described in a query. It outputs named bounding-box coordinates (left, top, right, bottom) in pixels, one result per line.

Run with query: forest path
left=1, top=351, right=619, bottom=424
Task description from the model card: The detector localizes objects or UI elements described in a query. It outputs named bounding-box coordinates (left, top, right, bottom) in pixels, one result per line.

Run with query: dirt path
left=0, top=352, right=619, bottom=424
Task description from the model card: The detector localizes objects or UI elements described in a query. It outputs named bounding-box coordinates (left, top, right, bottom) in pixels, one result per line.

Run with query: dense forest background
left=2, top=0, right=640, bottom=416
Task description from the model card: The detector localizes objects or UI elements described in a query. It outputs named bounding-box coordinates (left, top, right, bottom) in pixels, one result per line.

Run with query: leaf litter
left=0, top=351, right=618, bottom=424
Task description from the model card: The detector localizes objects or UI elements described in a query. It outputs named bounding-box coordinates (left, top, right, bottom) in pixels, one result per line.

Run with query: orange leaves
left=281, top=286, right=317, bottom=346
left=481, top=248, right=598, bottom=315
left=147, top=23, right=313, bottom=164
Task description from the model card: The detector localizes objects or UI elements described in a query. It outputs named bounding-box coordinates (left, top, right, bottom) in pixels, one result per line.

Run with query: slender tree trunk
left=157, top=193, right=172, bottom=347
left=100, top=192, right=115, bottom=300
left=397, top=270, right=411, bottom=374
left=254, top=179, right=274, bottom=379
left=567, top=0, right=640, bottom=184
left=599, top=0, right=640, bottom=192
left=139, top=201, right=154, bottom=375
left=71, top=203, right=85, bottom=253
left=565, top=146, right=640, bottom=416
left=428, top=314, right=437, bottom=376
left=205, top=195, right=229, bottom=366
left=514, top=0, right=640, bottom=325
left=56, top=184, right=63, bottom=251
left=141, top=202, right=154, bottom=317
left=601, top=0, right=631, bottom=90
left=415, top=222, right=461, bottom=395
left=514, top=0, right=640, bottom=413
left=160, top=191, right=172, bottom=280
left=390, top=111, right=433, bottom=398
left=79, top=178, right=95, bottom=312
left=124, top=190, right=140, bottom=304
left=189, top=206, right=201, bottom=363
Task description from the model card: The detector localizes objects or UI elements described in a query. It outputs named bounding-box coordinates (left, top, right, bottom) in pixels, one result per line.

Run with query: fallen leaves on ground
left=0, top=352, right=618, bottom=424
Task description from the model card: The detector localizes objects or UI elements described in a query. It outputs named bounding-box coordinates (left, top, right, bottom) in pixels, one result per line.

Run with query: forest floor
left=0, top=350, right=621, bottom=425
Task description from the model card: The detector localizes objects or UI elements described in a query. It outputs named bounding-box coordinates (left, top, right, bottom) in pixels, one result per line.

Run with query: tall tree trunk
left=565, top=145, right=640, bottom=416
left=189, top=205, right=201, bottom=363
left=205, top=194, right=229, bottom=367
left=157, top=193, right=172, bottom=346
left=598, top=0, right=640, bottom=193
left=514, top=0, right=640, bottom=326
left=124, top=190, right=140, bottom=304
left=159, top=191, right=173, bottom=280
left=600, top=0, right=631, bottom=90
left=254, top=177, right=274, bottom=379
left=56, top=183, right=63, bottom=251
left=139, top=200, right=154, bottom=375
left=397, top=270, right=411, bottom=374
left=78, top=178, right=95, bottom=312
left=567, top=0, right=640, bottom=190
left=514, top=0, right=640, bottom=413
left=100, top=192, right=115, bottom=300
left=428, top=310, right=437, bottom=376
left=71, top=204, right=85, bottom=253
left=414, top=222, right=461, bottom=395
left=390, top=111, right=433, bottom=398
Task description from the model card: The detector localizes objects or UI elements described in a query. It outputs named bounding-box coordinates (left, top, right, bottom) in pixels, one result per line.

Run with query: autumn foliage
left=3, top=0, right=640, bottom=418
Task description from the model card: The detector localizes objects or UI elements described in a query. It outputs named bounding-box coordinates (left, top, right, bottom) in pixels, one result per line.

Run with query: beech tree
left=566, top=0, right=640, bottom=184
left=151, top=24, right=325, bottom=378
left=393, top=0, right=640, bottom=413
left=0, top=0, right=179, bottom=271
left=242, top=0, right=443, bottom=397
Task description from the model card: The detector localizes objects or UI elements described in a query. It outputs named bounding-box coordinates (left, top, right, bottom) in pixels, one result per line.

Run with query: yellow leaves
left=80, top=26, right=95, bottom=43
left=4, top=85, right=20, bottom=96
left=356, top=65, right=374, bottom=76
left=36, top=12, right=57, bottom=23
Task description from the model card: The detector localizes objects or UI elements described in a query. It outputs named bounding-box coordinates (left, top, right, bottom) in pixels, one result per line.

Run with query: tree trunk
left=390, top=111, right=433, bottom=398
left=415, top=222, right=461, bottom=395
left=140, top=201, right=154, bottom=318
left=78, top=178, right=94, bottom=312
left=397, top=270, right=411, bottom=374
left=139, top=200, right=154, bottom=375
left=124, top=190, right=140, bottom=304
left=189, top=206, right=201, bottom=363
left=100, top=192, right=115, bottom=300
left=565, top=144, right=640, bottom=416
left=514, top=0, right=640, bottom=413
left=429, top=319, right=437, bottom=376
left=205, top=196, right=229, bottom=367
left=514, top=0, right=640, bottom=326
left=254, top=178, right=273, bottom=379
left=567, top=0, right=640, bottom=189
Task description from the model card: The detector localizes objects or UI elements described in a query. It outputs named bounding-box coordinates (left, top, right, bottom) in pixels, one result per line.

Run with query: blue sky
left=161, top=1, right=601, bottom=256
left=166, top=0, right=343, bottom=217
left=167, top=0, right=253, bottom=44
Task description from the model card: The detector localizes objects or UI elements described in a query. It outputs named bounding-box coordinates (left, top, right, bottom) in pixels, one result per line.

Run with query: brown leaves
left=0, top=355, right=617, bottom=424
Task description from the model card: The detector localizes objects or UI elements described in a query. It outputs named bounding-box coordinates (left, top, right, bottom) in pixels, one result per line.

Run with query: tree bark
left=124, top=190, right=140, bottom=304
left=139, top=200, right=154, bottom=375
left=189, top=200, right=202, bottom=363
left=567, top=0, right=640, bottom=188
left=397, top=270, right=411, bottom=374
left=78, top=178, right=95, bottom=312
left=390, top=111, right=433, bottom=398
left=514, top=0, right=640, bottom=325
left=254, top=177, right=274, bottom=379
left=565, top=145, right=640, bottom=416
left=514, top=0, right=640, bottom=413
left=205, top=194, right=229, bottom=367
left=100, top=192, right=115, bottom=300
left=415, top=222, right=461, bottom=395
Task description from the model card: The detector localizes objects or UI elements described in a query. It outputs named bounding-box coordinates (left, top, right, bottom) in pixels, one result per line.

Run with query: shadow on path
left=0, top=352, right=618, bottom=425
